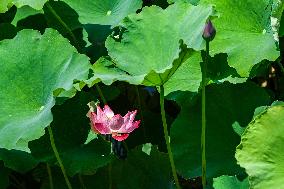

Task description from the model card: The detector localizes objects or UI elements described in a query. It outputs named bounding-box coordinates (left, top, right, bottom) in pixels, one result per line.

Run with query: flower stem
left=46, top=163, right=54, bottom=189
left=159, top=85, right=181, bottom=189
left=47, top=125, right=73, bottom=189
left=201, top=40, right=209, bottom=189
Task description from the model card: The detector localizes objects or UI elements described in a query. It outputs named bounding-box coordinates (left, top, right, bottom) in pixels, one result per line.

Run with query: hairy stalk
left=201, top=41, right=209, bottom=188
left=160, top=85, right=181, bottom=189
left=46, top=164, right=54, bottom=189
left=95, top=84, right=107, bottom=105
left=48, top=126, right=73, bottom=189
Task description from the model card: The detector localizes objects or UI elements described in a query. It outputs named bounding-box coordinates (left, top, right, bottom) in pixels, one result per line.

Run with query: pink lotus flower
left=89, top=104, right=140, bottom=141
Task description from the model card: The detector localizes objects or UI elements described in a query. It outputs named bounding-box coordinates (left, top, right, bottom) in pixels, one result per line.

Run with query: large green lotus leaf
left=171, top=82, right=271, bottom=178
left=83, top=24, right=112, bottom=61
left=62, top=0, right=142, bottom=26
left=213, top=175, right=249, bottom=189
left=0, top=0, right=47, bottom=13
left=200, top=0, right=279, bottom=77
left=164, top=51, right=202, bottom=95
left=138, top=45, right=192, bottom=86
left=235, top=103, right=284, bottom=189
left=61, top=139, right=113, bottom=176
left=111, top=146, right=171, bottom=189
left=84, top=146, right=171, bottom=189
left=205, top=53, right=241, bottom=81
left=0, top=1, right=10, bottom=13
left=41, top=146, right=171, bottom=189
left=43, top=1, right=81, bottom=31
left=11, top=5, right=43, bottom=25
left=29, top=91, right=93, bottom=161
left=86, top=57, right=145, bottom=86
left=0, top=149, right=38, bottom=173
left=0, top=29, right=90, bottom=152
left=16, top=12, right=47, bottom=33
left=164, top=52, right=245, bottom=95
left=43, top=1, right=86, bottom=50
left=88, top=46, right=195, bottom=87
left=84, top=24, right=112, bottom=45
left=168, top=0, right=200, bottom=5
left=104, top=2, right=212, bottom=86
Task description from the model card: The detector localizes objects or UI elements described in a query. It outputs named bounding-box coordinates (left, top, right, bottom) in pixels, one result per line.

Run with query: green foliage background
left=0, top=0, right=283, bottom=188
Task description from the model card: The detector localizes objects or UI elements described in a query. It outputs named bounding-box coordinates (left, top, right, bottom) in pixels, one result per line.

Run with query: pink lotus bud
left=88, top=104, right=140, bottom=141
left=202, top=20, right=216, bottom=41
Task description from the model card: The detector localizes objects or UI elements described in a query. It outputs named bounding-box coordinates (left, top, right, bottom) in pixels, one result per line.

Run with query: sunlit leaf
left=201, top=0, right=279, bottom=77
left=213, top=175, right=249, bottom=189
left=236, top=102, right=284, bottom=189
left=12, top=5, right=43, bottom=25
left=62, top=0, right=142, bottom=26
left=0, top=0, right=48, bottom=13
left=88, top=2, right=213, bottom=86
left=0, top=29, right=90, bottom=151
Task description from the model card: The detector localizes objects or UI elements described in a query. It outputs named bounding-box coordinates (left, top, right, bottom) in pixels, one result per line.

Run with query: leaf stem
left=134, top=86, right=146, bottom=138
left=95, top=84, right=107, bottom=105
left=10, top=173, right=24, bottom=189
left=159, top=85, right=181, bottom=189
left=46, top=163, right=54, bottom=189
left=201, top=40, right=209, bottom=189
left=45, top=2, right=80, bottom=50
left=47, top=125, right=73, bottom=189
left=93, top=86, right=113, bottom=188
left=277, top=59, right=284, bottom=75
left=78, top=174, right=86, bottom=189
